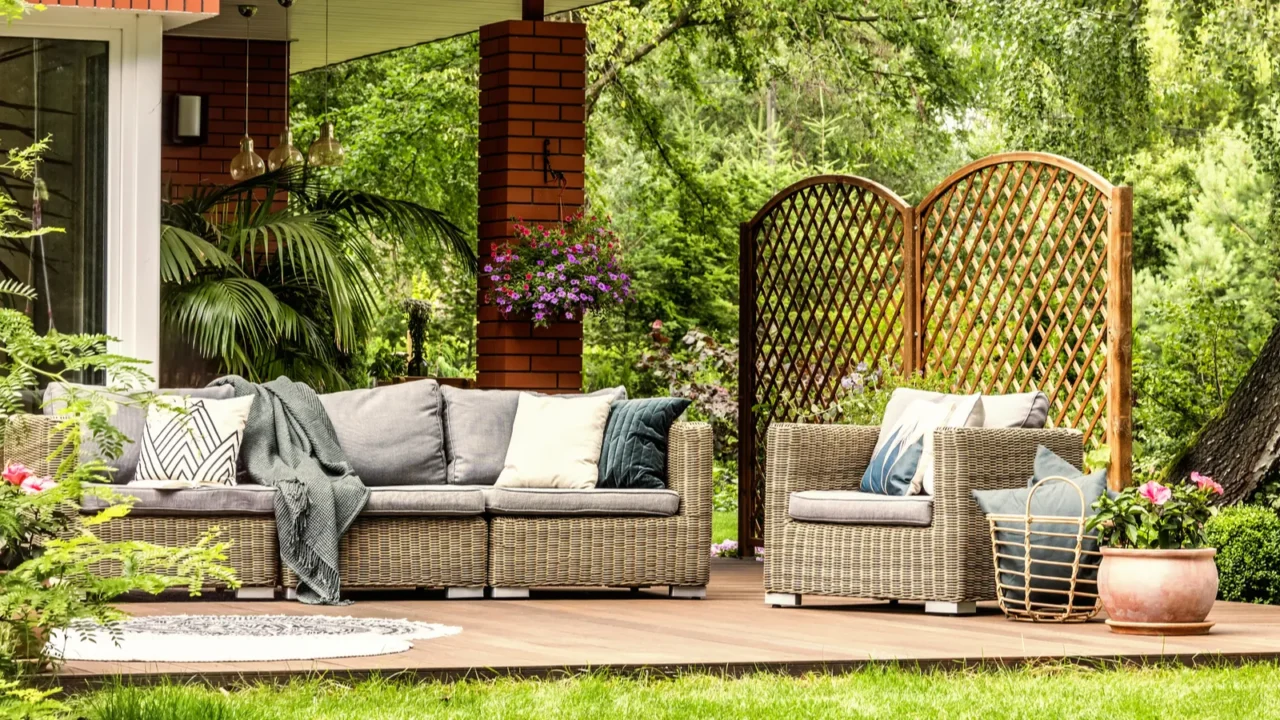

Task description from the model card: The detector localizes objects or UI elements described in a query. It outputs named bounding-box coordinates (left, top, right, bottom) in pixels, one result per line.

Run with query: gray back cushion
left=319, top=380, right=447, bottom=487
left=441, top=385, right=627, bottom=485
left=883, top=388, right=1049, bottom=430
left=43, top=383, right=236, bottom=484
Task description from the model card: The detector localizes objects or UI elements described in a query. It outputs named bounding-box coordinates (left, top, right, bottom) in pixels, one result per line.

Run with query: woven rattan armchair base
left=764, top=424, right=1084, bottom=611
left=487, top=422, right=714, bottom=593
left=282, top=515, right=488, bottom=592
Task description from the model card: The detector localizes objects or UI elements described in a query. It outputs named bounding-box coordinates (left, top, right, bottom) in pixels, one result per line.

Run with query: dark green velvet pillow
left=596, top=398, right=692, bottom=489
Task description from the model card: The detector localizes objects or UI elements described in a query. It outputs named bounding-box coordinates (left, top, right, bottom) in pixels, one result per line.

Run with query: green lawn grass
left=74, top=665, right=1280, bottom=720
left=712, top=510, right=736, bottom=545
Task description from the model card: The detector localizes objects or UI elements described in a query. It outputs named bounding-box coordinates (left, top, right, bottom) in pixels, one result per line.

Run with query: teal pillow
left=972, top=446, right=1109, bottom=607
left=596, top=398, right=692, bottom=489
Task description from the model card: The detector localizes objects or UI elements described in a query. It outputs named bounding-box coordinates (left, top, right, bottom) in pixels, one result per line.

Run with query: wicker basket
left=986, top=475, right=1102, bottom=622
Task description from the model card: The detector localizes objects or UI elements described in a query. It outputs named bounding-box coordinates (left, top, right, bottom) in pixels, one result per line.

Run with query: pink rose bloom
left=3, top=463, right=32, bottom=486
left=1191, top=471, right=1224, bottom=495
left=19, top=476, right=57, bottom=495
left=1138, top=480, right=1172, bottom=505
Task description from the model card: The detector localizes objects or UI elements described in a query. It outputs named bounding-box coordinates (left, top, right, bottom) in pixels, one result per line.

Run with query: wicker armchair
left=764, top=423, right=1083, bottom=614
left=487, top=421, right=714, bottom=598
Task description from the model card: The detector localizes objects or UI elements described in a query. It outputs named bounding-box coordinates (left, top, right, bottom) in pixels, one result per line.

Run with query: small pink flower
left=1138, top=481, right=1172, bottom=506
left=3, top=463, right=32, bottom=486
left=19, top=475, right=56, bottom=495
left=1191, top=471, right=1224, bottom=495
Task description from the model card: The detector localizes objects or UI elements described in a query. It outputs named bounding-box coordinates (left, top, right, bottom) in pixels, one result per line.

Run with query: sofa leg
left=924, top=601, right=977, bottom=615
left=765, top=592, right=801, bottom=608
left=669, top=586, right=706, bottom=600
left=491, top=587, right=531, bottom=600
left=234, top=587, right=276, bottom=601
left=284, top=587, right=298, bottom=601
left=445, top=587, right=484, bottom=600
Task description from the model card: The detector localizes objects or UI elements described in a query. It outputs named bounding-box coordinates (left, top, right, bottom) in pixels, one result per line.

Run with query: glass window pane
left=0, top=37, right=109, bottom=340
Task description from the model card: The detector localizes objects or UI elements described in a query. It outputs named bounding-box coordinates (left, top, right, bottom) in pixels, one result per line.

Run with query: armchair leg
left=491, top=587, right=531, bottom=599
left=445, top=587, right=484, bottom=600
left=669, top=586, right=706, bottom=599
left=766, top=592, right=801, bottom=608
left=925, top=601, right=977, bottom=615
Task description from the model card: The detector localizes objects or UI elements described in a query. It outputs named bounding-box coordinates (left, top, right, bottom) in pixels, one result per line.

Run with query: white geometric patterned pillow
left=135, top=395, right=255, bottom=485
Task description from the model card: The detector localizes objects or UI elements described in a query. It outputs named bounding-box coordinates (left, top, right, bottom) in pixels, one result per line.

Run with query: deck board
left=58, top=559, right=1280, bottom=684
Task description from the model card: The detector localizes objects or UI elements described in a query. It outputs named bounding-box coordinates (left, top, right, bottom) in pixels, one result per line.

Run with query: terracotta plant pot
left=1097, top=547, right=1218, bottom=635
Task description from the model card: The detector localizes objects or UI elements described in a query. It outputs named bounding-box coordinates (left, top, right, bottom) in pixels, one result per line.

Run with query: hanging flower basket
left=485, top=211, right=632, bottom=326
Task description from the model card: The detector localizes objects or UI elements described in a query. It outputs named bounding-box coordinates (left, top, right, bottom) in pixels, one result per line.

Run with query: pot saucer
left=1105, top=619, right=1214, bottom=636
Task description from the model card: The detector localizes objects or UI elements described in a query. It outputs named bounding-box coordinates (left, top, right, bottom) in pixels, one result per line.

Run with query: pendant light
left=307, top=0, right=345, bottom=167
left=267, top=0, right=303, bottom=170
left=230, top=4, right=266, bottom=181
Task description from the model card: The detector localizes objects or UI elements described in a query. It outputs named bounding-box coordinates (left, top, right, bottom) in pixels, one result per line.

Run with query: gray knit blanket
left=212, top=376, right=369, bottom=605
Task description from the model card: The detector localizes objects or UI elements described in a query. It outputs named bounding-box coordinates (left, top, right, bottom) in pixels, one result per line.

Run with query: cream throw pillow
left=135, top=395, right=255, bottom=486
left=494, top=393, right=614, bottom=489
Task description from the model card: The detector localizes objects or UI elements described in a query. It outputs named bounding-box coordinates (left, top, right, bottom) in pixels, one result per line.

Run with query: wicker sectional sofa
left=3, top=413, right=712, bottom=600
left=763, top=423, right=1083, bottom=614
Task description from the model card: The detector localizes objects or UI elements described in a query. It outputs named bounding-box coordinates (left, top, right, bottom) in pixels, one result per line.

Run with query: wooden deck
left=60, top=559, right=1280, bottom=685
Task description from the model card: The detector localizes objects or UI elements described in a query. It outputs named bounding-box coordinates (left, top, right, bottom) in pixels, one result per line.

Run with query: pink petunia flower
left=1138, top=480, right=1172, bottom=505
left=1191, top=471, right=1224, bottom=495
left=3, top=463, right=32, bottom=486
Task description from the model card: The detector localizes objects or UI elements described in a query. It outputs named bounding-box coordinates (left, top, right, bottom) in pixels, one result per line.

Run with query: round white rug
left=48, top=615, right=462, bottom=663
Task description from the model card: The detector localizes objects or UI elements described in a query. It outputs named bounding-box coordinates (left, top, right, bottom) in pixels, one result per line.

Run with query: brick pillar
left=476, top=20, right=586, bottom=392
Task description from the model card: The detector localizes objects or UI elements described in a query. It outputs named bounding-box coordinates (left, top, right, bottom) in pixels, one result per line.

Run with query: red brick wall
left=161, top=36, right=287, bottom=198
left=38, top=0, right=219, bottom=11
left=476, top=20, right=587, bottom=392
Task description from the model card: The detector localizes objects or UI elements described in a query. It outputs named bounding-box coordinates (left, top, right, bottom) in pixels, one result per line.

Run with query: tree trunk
left=1173, top=320, right=1280, bottom=505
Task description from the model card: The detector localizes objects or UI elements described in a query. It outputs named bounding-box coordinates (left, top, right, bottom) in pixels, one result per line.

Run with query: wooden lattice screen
left=738, top=153, right=1133, bottom=551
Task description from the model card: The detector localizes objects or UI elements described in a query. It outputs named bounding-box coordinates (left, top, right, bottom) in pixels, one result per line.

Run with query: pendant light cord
left=244, top=14, right=251, bottom=138
left=323, top=0, right=330, bottom=118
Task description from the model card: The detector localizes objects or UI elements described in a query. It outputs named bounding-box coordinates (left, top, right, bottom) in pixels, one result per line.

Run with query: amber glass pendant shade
left=268, top=129, right=304, bottom=171
left=230, top=135, right=266, bottom=181
left=307, top=121, right=346, bottom=167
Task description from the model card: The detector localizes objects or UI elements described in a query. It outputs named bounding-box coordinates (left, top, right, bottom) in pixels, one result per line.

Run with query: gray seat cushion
left=43, top=383, right=236, bottom=484
left=483, top=487, right=680, bottom=517
left=80, top=483, right=277, bottom=516
left=319, top=380, right=447, bottom=487
left=441, top=385, right=627, bottom=486
left=363, top=485, right=485, bottom=516
left=788, top=490, right=933, bottom=526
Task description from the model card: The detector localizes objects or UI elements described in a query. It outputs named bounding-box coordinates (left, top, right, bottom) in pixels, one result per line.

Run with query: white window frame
left=0, top=10, right=165, bottom=383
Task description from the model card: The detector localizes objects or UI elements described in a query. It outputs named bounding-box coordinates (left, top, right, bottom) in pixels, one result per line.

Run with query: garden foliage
left=1205, top=506, right=1280, bottom=605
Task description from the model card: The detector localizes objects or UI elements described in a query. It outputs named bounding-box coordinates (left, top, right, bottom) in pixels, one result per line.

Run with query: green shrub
left=1205, top=506, right=1280, bottom=604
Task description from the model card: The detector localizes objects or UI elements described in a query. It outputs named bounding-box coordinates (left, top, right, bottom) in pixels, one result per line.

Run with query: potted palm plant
left=1086, top=473, right=1224, bottom=635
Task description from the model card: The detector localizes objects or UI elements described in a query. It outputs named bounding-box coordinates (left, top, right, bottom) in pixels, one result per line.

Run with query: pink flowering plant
left=486, top=210, right=632, bottom=326
left=1086, top=472, right=1224, bottom=549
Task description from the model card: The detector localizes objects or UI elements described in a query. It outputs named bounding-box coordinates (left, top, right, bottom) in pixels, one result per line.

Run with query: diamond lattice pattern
left=749, top=181, right=907, bottom=542
left=918, top=160, right=1110, bottom=442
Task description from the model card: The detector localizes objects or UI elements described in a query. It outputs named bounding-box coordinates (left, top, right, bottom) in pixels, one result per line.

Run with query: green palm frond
left=0, top=279, right=37, bottom=302
left=162, top=277, right=291, bottom=362
left=321, top=189, right=477, bottom=273
left=160, top=225, right=241, bottom=283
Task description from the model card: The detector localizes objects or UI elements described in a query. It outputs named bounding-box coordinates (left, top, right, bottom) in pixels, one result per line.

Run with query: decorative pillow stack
left=42, top=383, right=238, bottom=484
left=135, top=395, right=256, bottom=486
left=863, top=388, right=1051, bottom=496
left=972, top=446, right=1110, bottom=606
left=862, top=394, right=983, bottom=495
left=440, top=386, right=688, bottom=491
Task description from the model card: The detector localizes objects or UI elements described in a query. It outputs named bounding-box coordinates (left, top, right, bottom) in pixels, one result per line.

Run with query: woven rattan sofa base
left=764, top=424, right=1084, bottom=604
left=487, top=421, right=714, bottom=589
left=282, top=515, right=488, bottom=590
left=89, top=515, right=279, bottom=589
left=487, top=514, right=711, bottom=588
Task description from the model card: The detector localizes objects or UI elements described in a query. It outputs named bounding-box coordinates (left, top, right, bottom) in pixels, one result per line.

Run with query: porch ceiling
left=165, top=0, right=604, bottom=73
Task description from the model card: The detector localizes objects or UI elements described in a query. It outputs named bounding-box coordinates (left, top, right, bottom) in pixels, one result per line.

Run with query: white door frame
left=0, top=11, right=166, bottom=384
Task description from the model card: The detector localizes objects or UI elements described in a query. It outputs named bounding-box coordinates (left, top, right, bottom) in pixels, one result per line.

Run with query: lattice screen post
left=737, top=220, right=757, bottom=553
left=1106, top=185, right=1134, bottom=490
left=901, top=205, right=921, bottom=373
